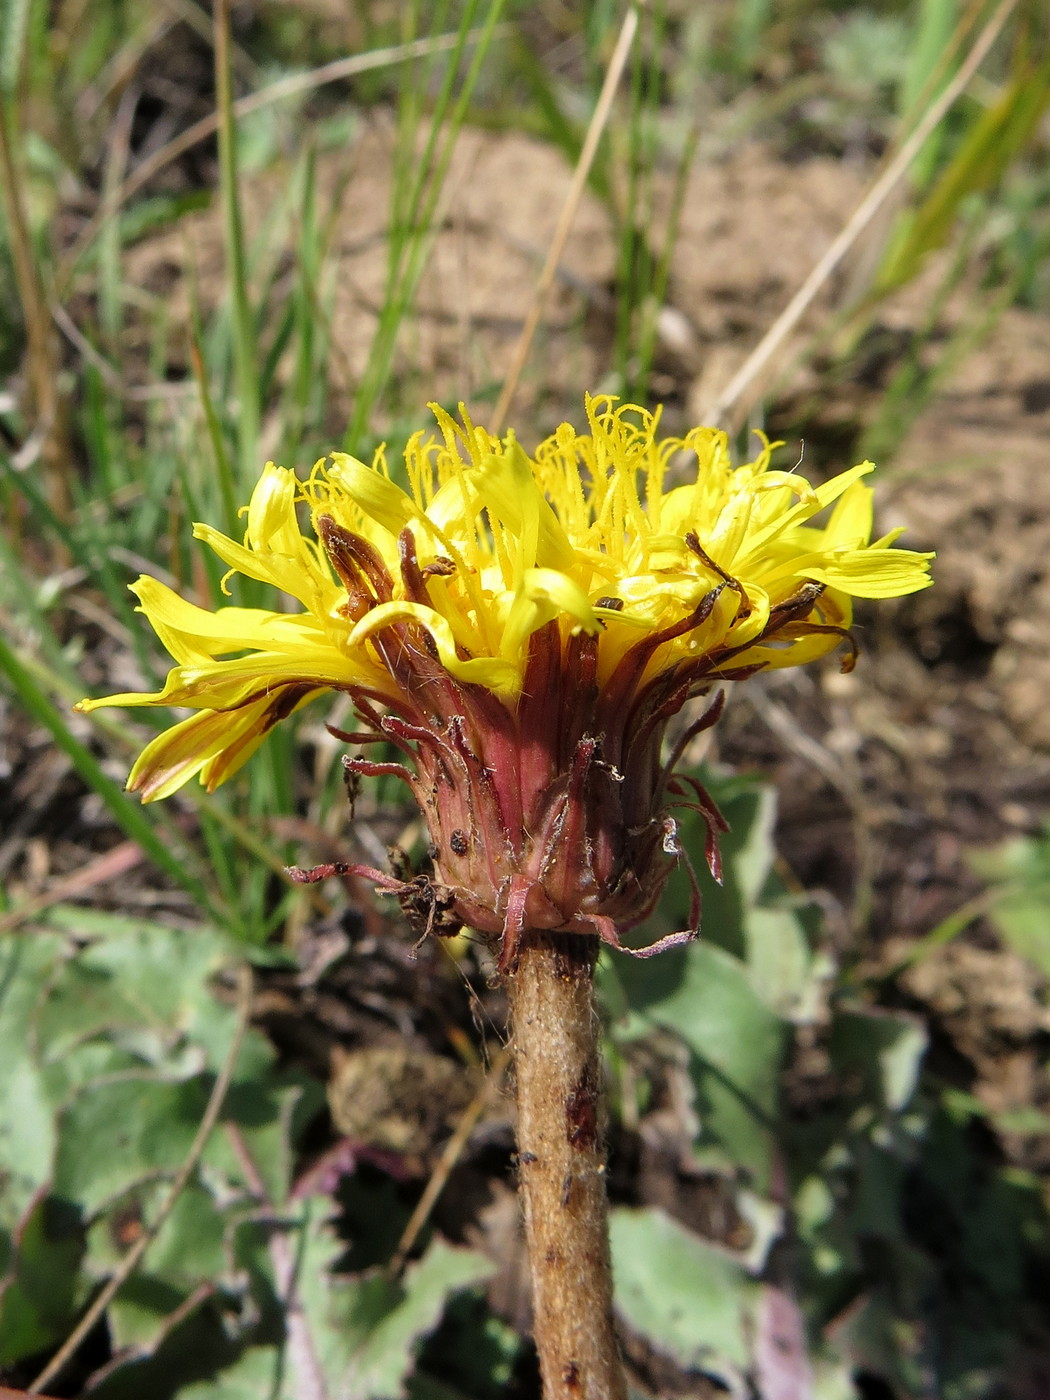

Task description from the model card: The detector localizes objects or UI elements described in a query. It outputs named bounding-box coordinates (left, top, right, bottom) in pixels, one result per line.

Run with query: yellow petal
left=81, top=397, right=935, bottom=802
left=131, top=576, right=322, bottom=664
left=83, top=644, right=383, bottom=715
left=473, top=440, right=577, bottom=574
left=128, top=688, right=322, bottom=801
left=192, top=523, right=323, bottom=608
left=736, top=462, right=875, bottom=561
left=327, top=451, right=420, bottom=536
left=245, top=463, right=300, bottom=555
left=803, top=546, right=934, bottom=598
left=347, top=600, right=521, bottom=695
left=822, top=480, right=874, bottom=547
left=500, top=567, right=599, bottom=664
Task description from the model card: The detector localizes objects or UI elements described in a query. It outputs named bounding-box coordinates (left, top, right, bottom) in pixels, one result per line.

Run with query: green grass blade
left=214, top=0, right=259, bottom=485
left=897, top=0, right=959, bottom=185
left=0, top=447, right=153, bottom=676
left=0, top=0, right=35, bottom=93
left=730, top=0, right=774, bottom=76
left=0, top=629, right=226, bottom=922
left=345, top=0, right=507, bottom=449
left=878, top=52, right=1050, bottom=294
left=188, top=319, right=241, bottom=551
left=508, top=33, right=612, bottom=206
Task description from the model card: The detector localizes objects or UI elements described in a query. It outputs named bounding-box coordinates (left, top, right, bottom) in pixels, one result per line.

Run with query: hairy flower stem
left=509, top=930, right=627, bottom=1400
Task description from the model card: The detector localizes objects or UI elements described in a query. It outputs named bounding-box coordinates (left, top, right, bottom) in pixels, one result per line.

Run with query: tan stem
left=509, top=931, right=627, bottom=1400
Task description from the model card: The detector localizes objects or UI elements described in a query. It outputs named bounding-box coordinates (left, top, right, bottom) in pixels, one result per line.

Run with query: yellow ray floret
left=77, top=395, right=933, bottom=799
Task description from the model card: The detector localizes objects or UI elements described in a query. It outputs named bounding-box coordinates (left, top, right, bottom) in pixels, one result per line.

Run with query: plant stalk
left=509, top=930, right=627, bottom=1400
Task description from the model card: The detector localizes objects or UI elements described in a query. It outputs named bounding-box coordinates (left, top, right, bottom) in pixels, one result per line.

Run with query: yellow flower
left=78, top=396, right=931, bottom=966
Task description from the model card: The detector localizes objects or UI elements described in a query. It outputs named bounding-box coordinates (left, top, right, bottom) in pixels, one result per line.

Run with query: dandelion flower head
left=78, top=396, right=932, bottom=961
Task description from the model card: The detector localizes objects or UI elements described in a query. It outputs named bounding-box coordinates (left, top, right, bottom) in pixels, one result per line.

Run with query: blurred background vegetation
left=1, top=1, right=1049, bottom=1397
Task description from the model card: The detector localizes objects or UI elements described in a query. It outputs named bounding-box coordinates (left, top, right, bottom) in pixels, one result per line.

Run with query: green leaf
left=410, top=1292, right=523, bottom=1399
left=34, top=914, right=232, bottom=1056
left=968, top=830, right=1050, bottom=976
left=104, top=1285, right=197, bottom=1353
left=179, top=1347, right=286, bottom=1400
left=29, top=912, right=275, bottom=1096
left=896, top=0, right=958, bottom=182
left=209, top=1079, right=321, bottom=1208
left=647, top=776, right=761, bottom=960
left=346, top=1242, right=495, bottom=1398
left=642, top=771, right=817, bottom=1016
left=184, top=1221, right=495, bottom=1400
left=118, top=191, right=212, bottom=245
left=138, top=1183, right=230, bottom=1294
left=605, top=938, right=785, bottom=1190
left=610, top=1207, right=752, bottom=1377
left=726, top=781, right=778, bottom=908
left=745, top=905, right=816, bottom=1021
left=0, top=0, right=33, bottom=93
left=54, top=1076, right=206, bottom=1214
left=0, top=934, right=63, bottom=1234
left=0, top=1050, right=57, bottom=1238
left=0, top=1193, right=86, bottom=1366
left=830, top=1007, right=928, bottom=1113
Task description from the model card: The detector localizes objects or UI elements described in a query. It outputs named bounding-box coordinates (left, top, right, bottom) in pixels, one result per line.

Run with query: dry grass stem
left=56, top=28, right=504, bottom=290
left=704, top=0, right=1020, bottom=431
left=0, top=841, right=147, bottom=936
left=388, top=1043, right=513, bottom=1277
